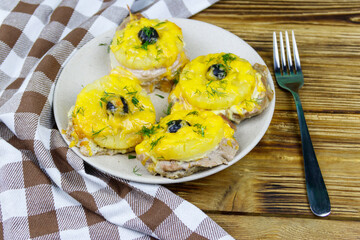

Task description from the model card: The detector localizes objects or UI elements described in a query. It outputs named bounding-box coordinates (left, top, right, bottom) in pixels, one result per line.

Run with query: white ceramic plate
left=53, top=18, right=275, bottom=184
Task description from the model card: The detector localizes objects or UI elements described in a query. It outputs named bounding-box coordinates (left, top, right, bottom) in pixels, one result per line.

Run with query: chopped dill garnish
left=206, top=57, right=215, bottom=64
left=133, top=165, right=142, bottom=176
left=91, top=126, right=108, bottom=137
left=98, top=43, right=107, bottom=46
left=76, top=107, right=85, bottom=116
left=155, top=94, right=164, bottom=99
left=99, top=101, right=103, bottom=108
left=138, top=26, right=157, bottom=50
left=103, top=91, right=115, bottom=97
left=150, top=136, right=164, bottom=150
left=206, top=86, right=227, bottom=97
left=244, top=98, right=261, bottom=108
left=205, top=77, right=228, bottom=98
left=166, top=120, right=175, bottom=126
left=141, top=42, right=150, bottom=50
left=154, top=22, right=166, bottom=27
left=132, top=96, right=144, bottom=111
left=172, top=69, right=181, bottom=84
left=123, top=86, right=144, bottom=111
left=222, top=53, right=236, bottom=70
left=108, top=40, right=113, bottom=53
left=123, top=86, right=138, bottom=96
left=186, top=111, right=199, bottom=116
left=163, top=102, right=173, bottom=115
left=193, top=123, right=206, bottom=137
left=72, top=106, right=85, bottom=118
left=177, top=36, right=183, bottom=42
left=128, top=155, right=136, bottom=159
left=138, top=125, right=160, bottom=137
left=100, top=91, right=115, bottom=104
left=131, top=96, right=139, bottom=105
left=155, top=46, right=163, bottom=61
left=206, top=79, right=215, bottom=87
left=142, top=26, right=153, bottom=37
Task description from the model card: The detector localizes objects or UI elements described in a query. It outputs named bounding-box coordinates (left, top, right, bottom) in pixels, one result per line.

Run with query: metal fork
left=130, top=0, right=157, bottom=13
left=273, top=31, right=331, bottom=217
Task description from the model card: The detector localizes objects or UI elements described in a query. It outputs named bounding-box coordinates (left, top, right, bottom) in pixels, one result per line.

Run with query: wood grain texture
left=168, top=112, right=360, bottom=220
left=166, top=0, right=360, bottom=238
left=208, top=214, right=360, bottom=239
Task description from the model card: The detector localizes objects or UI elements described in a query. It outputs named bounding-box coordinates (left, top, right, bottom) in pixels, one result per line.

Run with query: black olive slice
left=106, top=101, right=116, bottom=112
left=120, top=96, right=129, bottom=114
left=206, top=64, right=227, bottom=80
left=138, top=27, right=159, bottom=45
left=106, top=96, right=129, bottom=115
left=167, top=120, right=191, bottom=133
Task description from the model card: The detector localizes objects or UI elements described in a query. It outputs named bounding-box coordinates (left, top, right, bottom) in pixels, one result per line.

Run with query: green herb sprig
left=72, top=107, right=85, bottom=118
left=133, top=165, right=142, bottom=176
left=138, top=125, right=160, bottom=137
left=123, top=86, right=144, bottom=111
left=222, top=53, right=236, bottom=70
left=186, top=111, right=199, bottom=116
left=91, top=126, right=108, bottom=137
left=150, top=136, right=165, bottom=150
left=163, top=102, right=173, bottom=115
left=154, top=22, right=166, bottom=27
left=193, top=123, right=206, bottom=137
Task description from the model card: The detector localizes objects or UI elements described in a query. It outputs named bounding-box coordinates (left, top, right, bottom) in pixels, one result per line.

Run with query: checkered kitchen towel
left=0, top=0, right=234, bottom=239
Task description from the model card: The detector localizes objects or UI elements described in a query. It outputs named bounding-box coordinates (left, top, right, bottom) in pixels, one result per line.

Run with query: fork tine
left=279, top=32, right=287, bottom=74
left=292, top=31, right=302, bottom=72
left=285, top=31, right=294, bottom=74
left=273, top=32, right=280, bottom=73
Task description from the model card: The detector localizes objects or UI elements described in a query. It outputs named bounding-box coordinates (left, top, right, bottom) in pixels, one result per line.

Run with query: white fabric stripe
left=22, top=13, right=46, bottom=42
left=0, top=188, right=27, bottom=221
left=0, top=8, right=9, bottom=25
left=183, top=0, right=212, bottom=15
left=0, top=50, right=24, bottom=78
left=142, top=1, right=173, bottom=19
left=0, top=138, right=22, bottom=169
left=0, top=112, right=16, bottom=133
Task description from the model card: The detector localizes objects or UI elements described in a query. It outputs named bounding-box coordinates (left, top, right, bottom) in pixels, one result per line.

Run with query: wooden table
left=167, top=0, right=360, bottom=238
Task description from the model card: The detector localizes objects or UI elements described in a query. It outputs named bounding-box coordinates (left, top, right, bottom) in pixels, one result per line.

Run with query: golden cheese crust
left=65, top=69, right=156, bottom=156
left=169, top=53, right=273, bottom=123
left=110, top=16, right=189, bottom=90
left=135, top=110, right=238, bottom=178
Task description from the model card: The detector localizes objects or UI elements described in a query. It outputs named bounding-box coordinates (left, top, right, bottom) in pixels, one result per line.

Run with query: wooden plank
left=207, top=213, right=360, bottom=239
left=191, top=1, right=360, bottom=113
left=167, top=112, right=360, bottom=218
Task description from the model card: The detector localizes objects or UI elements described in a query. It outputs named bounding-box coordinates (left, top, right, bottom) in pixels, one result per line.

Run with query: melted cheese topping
left=110, top=18, right=185, bottom=71
left=70, top=70, right=155, bottom=154
left=135, top=110, right=235, bottom=163
left=169, top=53, right=267, bottom=120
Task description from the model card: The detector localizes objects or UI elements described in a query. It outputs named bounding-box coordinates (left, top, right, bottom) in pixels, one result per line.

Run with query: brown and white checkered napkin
left=0, top=0, right=234, bottom=239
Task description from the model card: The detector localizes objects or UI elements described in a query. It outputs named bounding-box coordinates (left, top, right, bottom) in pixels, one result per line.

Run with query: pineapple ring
left=169, top=53, right=273, bottom=123
left=135, top=110, right=235, bottom=163
left=171, top=53, right=256, bottom=110
left=110, top=17, right=187, bottom=71
left=69, top=69, right=156, bottom=155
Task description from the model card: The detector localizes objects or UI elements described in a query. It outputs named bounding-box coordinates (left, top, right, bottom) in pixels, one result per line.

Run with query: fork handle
left=292, top=91, right=331, bottom=217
